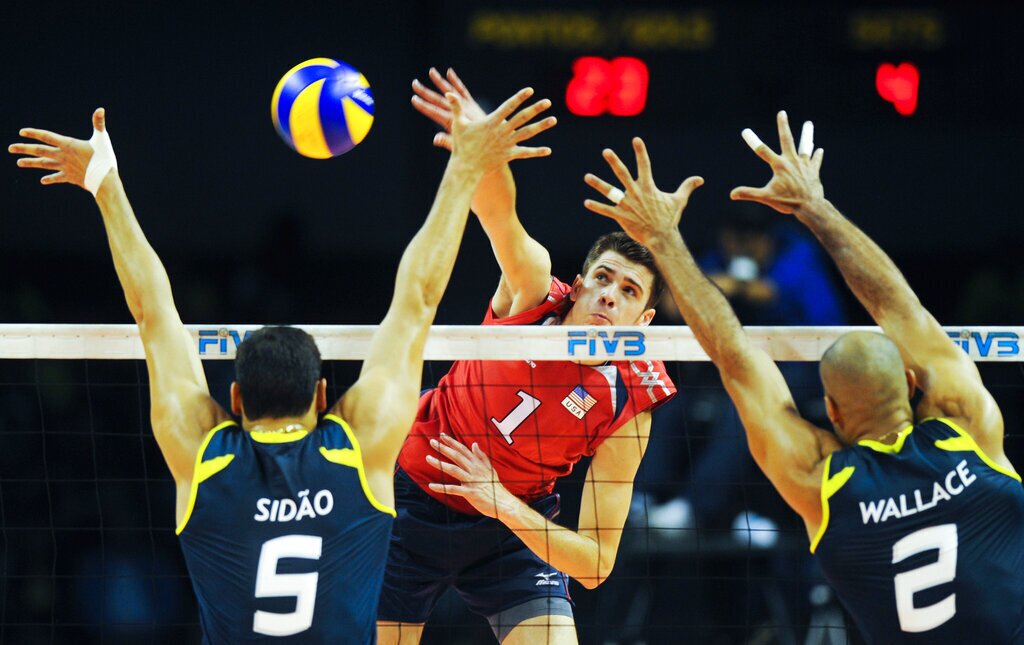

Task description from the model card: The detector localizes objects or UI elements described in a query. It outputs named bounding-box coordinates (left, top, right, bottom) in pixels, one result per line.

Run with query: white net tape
left=0, top=324, right=1020, bottom=362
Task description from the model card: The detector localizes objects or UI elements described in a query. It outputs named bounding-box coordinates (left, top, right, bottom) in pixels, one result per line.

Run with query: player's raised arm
left=730, top=111, right=1008, bottom=465
left=584, top=137, right=842, bottom=531
left=338, top=88, right=555, bottom=488
left=9, top=110, right=228, bottom=500
left=412, top=68, right=552, bottom=317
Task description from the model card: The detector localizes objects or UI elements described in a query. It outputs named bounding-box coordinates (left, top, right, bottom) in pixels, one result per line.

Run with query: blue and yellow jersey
left=177, top=414, right=395, bottom=644
left=812, top=418, right=1024, bottom=643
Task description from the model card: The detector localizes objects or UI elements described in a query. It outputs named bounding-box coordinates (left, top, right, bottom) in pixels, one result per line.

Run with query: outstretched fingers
left=675, top=175, right=705, bottom=199
left=512, top=116, right=557, bottom=144
left=39, top=171, right=67, bottom=185
left=741, top=128, right=781, bottom=167
left=428, top=67, right=456, bottom=97
left=92, top=108, right=106, bottom=133
left=506, top=97, right=552, bottom=131
left=9, top=143, right=59, bottom=158
left=17, top=128, right=70, bottom=147
left=812, top=148, right=825, bottom=172
left=508, top=144, right=552, bottom=160
left=15, top=157, right=61, bottom=170
left=411, top=94, right=452, bottom=130
left=412, top=78, right=449, bottom=110
left=583, top=197, right=620, bottom=221
left=729, top=185, right=772, bottom=205
left=632, top=137, right=653, bottom=183
left=445, top=68, right=472, bottom=100
left=433, top=132, right=453, bottom=150
left=492, top=87, right=534, bottom=122
left=776, top=110, right=797, bottom=157
left=602, top=147, right=635, bottom=191
left=798, top=121, right=814, bottom=157
left=584, top=172, right=620, bottom=202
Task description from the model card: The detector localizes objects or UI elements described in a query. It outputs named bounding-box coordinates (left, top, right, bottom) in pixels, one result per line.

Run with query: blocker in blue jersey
left=813, top=417, right=1024, bottom=641
left=583, top=113, right=1024, bottom=644
left=10, top=90, right=555, bottom=642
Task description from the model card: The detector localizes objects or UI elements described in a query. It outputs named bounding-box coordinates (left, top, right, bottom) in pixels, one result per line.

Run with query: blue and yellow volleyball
left=271, top=58, right=374, bottom=159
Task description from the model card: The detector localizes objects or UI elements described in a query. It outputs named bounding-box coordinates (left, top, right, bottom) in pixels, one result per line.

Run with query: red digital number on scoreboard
left=566, top=57, right=649, bottom=117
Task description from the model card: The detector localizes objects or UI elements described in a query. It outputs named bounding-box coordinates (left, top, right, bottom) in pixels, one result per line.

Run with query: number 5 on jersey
left=253, top=535, right=323, bottom=637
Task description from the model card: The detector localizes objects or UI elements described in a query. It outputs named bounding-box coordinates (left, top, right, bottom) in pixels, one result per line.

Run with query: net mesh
left=2, top=325, right=1021, bottom=644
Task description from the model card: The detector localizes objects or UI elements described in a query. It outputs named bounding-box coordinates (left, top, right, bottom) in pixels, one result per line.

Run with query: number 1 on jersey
left=490, top=390, right=541, bottom=445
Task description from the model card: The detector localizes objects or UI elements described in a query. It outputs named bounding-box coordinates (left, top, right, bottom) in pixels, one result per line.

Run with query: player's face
left=567, top=251, right=656, bottom=327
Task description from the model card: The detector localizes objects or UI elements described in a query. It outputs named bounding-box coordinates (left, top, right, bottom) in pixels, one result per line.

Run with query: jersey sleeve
left=483, top=277, right=573, bottom=326
left=590, top=360, right=676, bottom=454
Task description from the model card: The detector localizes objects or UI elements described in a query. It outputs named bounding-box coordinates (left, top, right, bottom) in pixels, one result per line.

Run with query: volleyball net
left=1, top=324, right=1021, bottom=643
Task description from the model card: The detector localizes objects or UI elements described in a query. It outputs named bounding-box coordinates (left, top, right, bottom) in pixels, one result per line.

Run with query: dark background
left=1, top=1, right=1022, bottom=643
left=2, top=1, right=1023, bottom=326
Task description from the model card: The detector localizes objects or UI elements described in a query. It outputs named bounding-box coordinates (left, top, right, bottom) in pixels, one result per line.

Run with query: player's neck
left=244, top=412, right=318, bottom=434
left=845, top=404, right=914, bottom=445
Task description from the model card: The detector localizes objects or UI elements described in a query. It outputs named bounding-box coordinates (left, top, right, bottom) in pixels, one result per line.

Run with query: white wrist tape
left=84, top=127, right=118, bottom=196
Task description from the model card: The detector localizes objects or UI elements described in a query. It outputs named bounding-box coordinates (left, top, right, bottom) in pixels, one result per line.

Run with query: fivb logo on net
left=198, top=328, right=254, bottom=355
left=567, top=329, right=646, bottom=358
left=947, top=329, right=1020, bottom=358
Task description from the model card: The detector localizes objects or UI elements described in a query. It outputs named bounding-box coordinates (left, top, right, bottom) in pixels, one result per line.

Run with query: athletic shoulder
left=617, top=359, right=676, bottom=410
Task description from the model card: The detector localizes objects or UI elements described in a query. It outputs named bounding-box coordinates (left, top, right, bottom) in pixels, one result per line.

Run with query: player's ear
left=570, top=274, right=583, bottom=301
left=315, top=378, right=328, bottom=412
left=638, top=308, right=656, bottom=327
left=904, top=368, right=917, bottom=400
left=824, top=395, right=841, bottom=435
left=230, top=382, right=244, bottom=417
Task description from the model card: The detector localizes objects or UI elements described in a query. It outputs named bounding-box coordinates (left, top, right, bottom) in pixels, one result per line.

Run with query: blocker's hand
left=730, top=110, right=825, bottom=215
left=9, top=108, right=112, bottom=191
left=583, top=136, right=703, bottom=247
left=448, top=86, right=555, bottom=174
left=426, top=433, right=515, bottom=520
left=411, top=67, right=486, bottom=151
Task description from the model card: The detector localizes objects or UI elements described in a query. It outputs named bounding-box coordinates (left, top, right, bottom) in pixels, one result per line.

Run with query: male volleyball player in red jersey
left=10, top=89, right=556, bottom=643
left=585, top=118, right=1024, bottom=643
left=376, top=69, right=675, bottom=645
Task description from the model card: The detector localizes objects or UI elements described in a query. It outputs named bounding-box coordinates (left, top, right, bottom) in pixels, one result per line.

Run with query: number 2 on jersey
left=490, top=390, right=541, bottom=445
left=253, top=535, right=323, bottom=637
left=892, top=523, right=958, bottom=633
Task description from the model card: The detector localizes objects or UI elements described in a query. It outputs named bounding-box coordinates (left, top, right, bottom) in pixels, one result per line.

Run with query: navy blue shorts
left=378, top=467, right=573, bottom=623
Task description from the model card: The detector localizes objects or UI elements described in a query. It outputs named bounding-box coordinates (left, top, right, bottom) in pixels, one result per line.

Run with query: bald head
left=820, top=331, right=910, bottom=415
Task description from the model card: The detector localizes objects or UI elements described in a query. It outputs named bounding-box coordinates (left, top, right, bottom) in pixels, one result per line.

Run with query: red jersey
left=398, top=278, right=676, bottom=515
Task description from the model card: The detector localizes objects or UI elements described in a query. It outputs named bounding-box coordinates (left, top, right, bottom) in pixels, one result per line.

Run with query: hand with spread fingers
left=583, top=136, right=704, bottom=248
left=426, top=433, right=517, bottom=520
left=411, top=67, right=487, bottom=151
left=730, top=110, right=825, bottom=215
left=9, top=108, right=118, bottom=194
left=448, top=86, right=555, bottom=175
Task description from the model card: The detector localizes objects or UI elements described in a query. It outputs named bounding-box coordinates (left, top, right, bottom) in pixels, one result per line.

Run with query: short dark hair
left=235, top=326, right=322, bottom=420
left=581, top=232, right=664, bottom=309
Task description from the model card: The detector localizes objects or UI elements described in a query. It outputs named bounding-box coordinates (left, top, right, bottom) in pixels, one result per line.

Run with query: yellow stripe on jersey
left=810, top=454, right=856, bottom=554
left=857, top=424, right=914, bottom=454
left=930, top=417, right=1022, bottom=483
left=321, top=414, right=396, bottom=517
left=250, top=429, right=310, bottom=443
left=176, top=420, right=237, bottom=535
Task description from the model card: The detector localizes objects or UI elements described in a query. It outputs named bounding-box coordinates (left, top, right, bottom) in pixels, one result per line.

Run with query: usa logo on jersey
left=562, top=385, right=597, bottom=419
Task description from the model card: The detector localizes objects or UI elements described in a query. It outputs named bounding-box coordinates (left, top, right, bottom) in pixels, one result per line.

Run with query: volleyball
left=271, top=58, right=374, bottom=159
